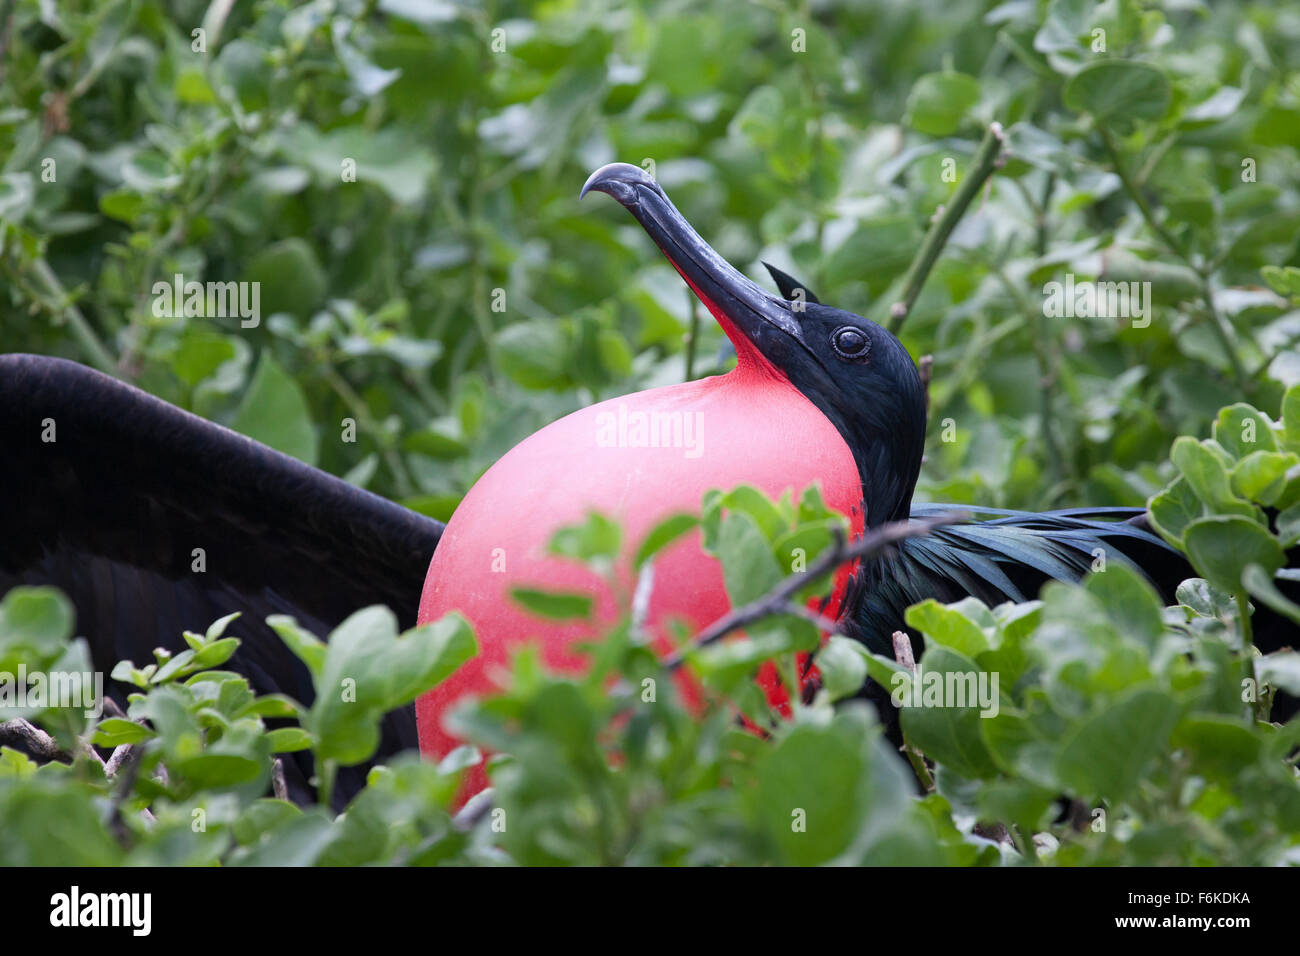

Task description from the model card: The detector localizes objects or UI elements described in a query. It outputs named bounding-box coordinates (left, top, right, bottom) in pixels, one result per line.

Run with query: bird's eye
left=831, top=326, right=870, bottom=360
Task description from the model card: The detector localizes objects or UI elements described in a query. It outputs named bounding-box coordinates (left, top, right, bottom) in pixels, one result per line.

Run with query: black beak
left=580, top=163, right=806, bottom=362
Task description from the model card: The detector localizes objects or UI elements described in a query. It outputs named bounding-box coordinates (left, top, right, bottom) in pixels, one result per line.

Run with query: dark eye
left=831, top=326, right=870, bottom=360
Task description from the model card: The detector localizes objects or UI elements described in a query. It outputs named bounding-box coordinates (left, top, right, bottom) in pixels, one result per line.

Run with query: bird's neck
left=837, top=410, right=925, bottom=528
left=725, top=350, right=924, bottom=530
left=692, top=283, right=926, bottom=529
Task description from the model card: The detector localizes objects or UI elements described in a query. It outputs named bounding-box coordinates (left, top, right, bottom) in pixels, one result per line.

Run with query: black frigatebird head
left=581, top=162, right=927, bottom=526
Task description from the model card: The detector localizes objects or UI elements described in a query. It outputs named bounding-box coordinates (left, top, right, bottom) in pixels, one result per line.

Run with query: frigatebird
left=0, top=162, right=1274, bottom=803
left=414, top=163, right=1194, bottom=760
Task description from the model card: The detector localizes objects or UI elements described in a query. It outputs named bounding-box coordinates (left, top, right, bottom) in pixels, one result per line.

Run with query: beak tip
left=580, top=162, right=657, bottom=203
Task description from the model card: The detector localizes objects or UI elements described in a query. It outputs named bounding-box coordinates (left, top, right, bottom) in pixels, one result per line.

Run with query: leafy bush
left=2, top=391, right=1297, bottom=865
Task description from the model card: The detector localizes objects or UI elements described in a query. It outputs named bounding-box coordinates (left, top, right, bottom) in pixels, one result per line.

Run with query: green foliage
left=5, top=0, right=1300, bottom=521
left=1149, top=384, right=1300, bottom=626
left=1, top=594, right=480, bottom=865
left=4, top=397, right=1299, bottom=864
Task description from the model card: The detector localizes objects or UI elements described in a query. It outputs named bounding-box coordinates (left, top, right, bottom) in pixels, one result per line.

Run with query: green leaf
left=232, top=351, right=319, bottom=465
left=174, top=66, right=216, bottom=104
left=634, top=513, right=698, bottom=569
left=904, top=599, right=989, bottom=657
left=1056, top=688, right=1180, bottom=802
left=510, top=588, right=593, bottom=621
left=1176, top=578, right=1235, bottom=621
left=905, top=72, right=981, bottom=137
left=547, top=512, right=621, bottom=565
left=1261, top=265, right=1300, bottom=299
left=194, top=637, right=241, bottom=669
left=0, top=173, right=34, bottom=220
left=176, top=752, right=265, bottom=788
left=230, top=812, right=335, bottom=867
left=496, top=320, right=572, bottom=390
left=715, top=511, right=784, bottom=606
left=1170, top=437, right=1253, bottom=515
left=899, top=647, right=1000, bottom=779
left=0, top=780, right=123, bottom=865
left=1063, top=60, right=1171, bottom=126
left=1183, top=516, right=1285, bottom=595
left=309, top=608, right=476, bottom=765
left=1243, top=564, right=1300, bottom=626
left=244, top=238, right=326, bottom=318
left=1148, top=476, right=1203, bottom=546
left=92, top=718, right=154, bottom=747
left=1214, top=404, right=1278, bottom=458
left=817, top=636, right=869, bottom=702
left=1257, top=652, right=1300, bottom=696
left=0, top=747, right=37, bottom=778
left=0, top=586, right=75, bottom=666
left=1232, top=451, right=1297, bottom=505
left=403, top=426, right=469, bottom=460
left=981, top=708, right=1059, bottom=789
left=98, top=189, right=144, bottom=224
left=267, top=615, right=328, bottom=679
left=1279, top=502, right=1300, bottom=548
left=267, top=727, right=313, bottom=753
left=722, top=485, right=789, bottom=542
left=756, top=723, right=864, bottom=865
left=1083, top=563, right=1164, bottom=651
left=1281, top=385, right=1300, bottom=452
left=1170, top=715, right=1261, bottom=782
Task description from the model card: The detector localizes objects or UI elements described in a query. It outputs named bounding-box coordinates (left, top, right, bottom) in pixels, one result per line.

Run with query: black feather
left=762, top=262, right=821, bottom=305
left=0, top=355, right=443, bottom=808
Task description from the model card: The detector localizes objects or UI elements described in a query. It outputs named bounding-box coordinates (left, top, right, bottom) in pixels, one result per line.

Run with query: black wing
left=848, top=503, right=1187, bottom=658
left=847, top=503, right=1298, bottom=731
left=0, top=354, right=443, bottom=807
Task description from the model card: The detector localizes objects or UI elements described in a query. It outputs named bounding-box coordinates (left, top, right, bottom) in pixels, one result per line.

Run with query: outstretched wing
left=0, top=354, right=443, bottom=806
left=847, top=503, right=1187, bottom=657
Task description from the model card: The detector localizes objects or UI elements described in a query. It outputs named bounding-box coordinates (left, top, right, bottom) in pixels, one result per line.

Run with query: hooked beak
left=580, top=163, right=806, bottom=368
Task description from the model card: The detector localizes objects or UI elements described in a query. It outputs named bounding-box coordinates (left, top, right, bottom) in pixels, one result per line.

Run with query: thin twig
left=1099, top=128, right=1187, bottom=259
left=630, top=561, right=656, bottom=642
left=106, top=745, right=147, bottom=843
left=990, top=264, right=1066, bottom=491
left=891, top=629, right=916, bottom=671
left=664, top=512, right=967, bottom=669
left=890, top=629, right=935, bottom=791
left=888, top=122, right=1007, bottom=334
left=271, top=757, right=289, bottom=801
left=452, top=787, right=496, bottom=833
left=1099, top=127, right=1247, bottom=388
left=4, top=259, right=118, bottom=375
left=103, top=744, right=134, bottom=779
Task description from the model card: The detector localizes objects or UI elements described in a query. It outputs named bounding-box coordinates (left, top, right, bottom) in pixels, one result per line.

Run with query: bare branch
left=104, top=744, right=134, bottom=779
left=665, top=512, right=967, bottom=669
left=891, top=630, right=917, bottom=672
left=0, top=718, right=69, bottom=761
left=271, top=757, right=289, bottom=801
left=888, top=122, right=1006, bottom=334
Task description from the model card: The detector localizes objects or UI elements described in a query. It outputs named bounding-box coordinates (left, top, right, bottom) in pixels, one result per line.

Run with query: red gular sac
left=416, top=164, right=922, bottom=797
